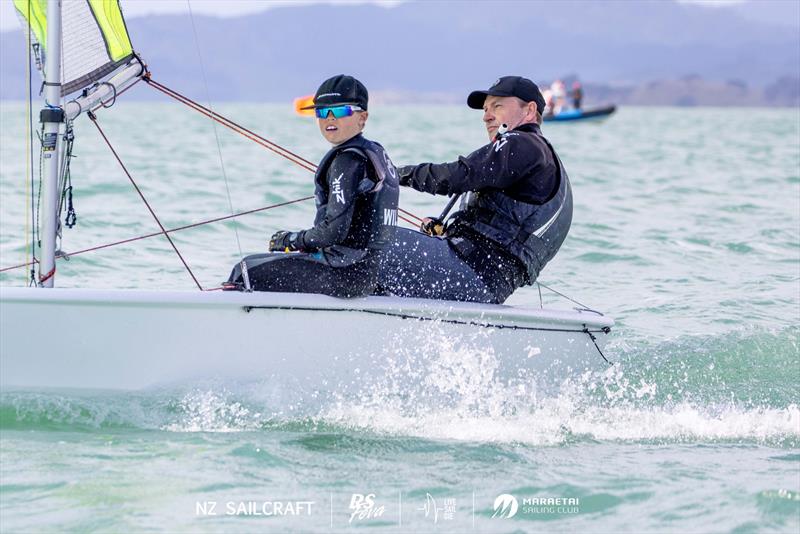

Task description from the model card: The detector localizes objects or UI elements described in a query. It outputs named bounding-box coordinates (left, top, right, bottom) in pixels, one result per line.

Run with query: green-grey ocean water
left=1, top=101, right=798, bottom=533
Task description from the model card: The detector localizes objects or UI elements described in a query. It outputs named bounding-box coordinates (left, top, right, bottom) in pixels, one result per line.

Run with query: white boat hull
left=0, top=288, right=613, bottom=391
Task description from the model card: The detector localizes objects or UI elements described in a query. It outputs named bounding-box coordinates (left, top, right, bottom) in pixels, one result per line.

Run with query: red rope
left=0, top=258, right=38, bottom=273
left=38, top=266, right=55, bottom=284
left=399, top=207, right=423, bottom=224
left=145, top=76, right=318, bottom=173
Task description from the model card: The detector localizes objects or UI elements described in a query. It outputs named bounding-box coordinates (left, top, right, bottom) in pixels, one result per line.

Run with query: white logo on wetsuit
left=492, top=131, right=517, bottom=152
left=332, top=172, right=345, bottom=204
left=383, top=152, right=397, bottom=179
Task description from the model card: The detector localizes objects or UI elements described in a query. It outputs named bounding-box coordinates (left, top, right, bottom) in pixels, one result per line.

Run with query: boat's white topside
left=0, top=286, right=613, bottom=331
left=0, top=286, right=614, bottom=390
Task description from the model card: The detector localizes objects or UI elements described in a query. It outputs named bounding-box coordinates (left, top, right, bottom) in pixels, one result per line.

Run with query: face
left=317, top=106, right=369, bottom=145
left=482, top=95, right=537, bottom=141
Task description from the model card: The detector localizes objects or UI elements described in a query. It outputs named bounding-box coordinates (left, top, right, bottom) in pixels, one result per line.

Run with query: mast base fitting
left=40, top=108, right=65, bottom=123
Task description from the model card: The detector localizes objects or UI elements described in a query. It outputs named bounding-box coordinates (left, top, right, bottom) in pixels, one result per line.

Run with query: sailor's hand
left=397, top=165, right=414, bottom=187
left=269, top=230, right=299, bottom=252
left=420, top=217, right=445, bottom=236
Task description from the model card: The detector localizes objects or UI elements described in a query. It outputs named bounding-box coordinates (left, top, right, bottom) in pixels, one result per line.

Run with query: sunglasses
left=315, top=105, right=363, bottom=119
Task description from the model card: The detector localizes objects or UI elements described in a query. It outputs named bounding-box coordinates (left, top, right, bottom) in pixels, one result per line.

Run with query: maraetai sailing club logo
left=492, top=493, right=519, bottom=518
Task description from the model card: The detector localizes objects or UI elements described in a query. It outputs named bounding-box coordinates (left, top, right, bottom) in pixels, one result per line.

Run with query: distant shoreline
left=0, top=100, right=797, bottom=110
left=1, top=76, right=797, bottom=109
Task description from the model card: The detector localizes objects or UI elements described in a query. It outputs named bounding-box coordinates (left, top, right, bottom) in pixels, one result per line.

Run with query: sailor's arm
left=298, top=152, right=364, bottom=249
left=398, top=136, right=533, bottom=195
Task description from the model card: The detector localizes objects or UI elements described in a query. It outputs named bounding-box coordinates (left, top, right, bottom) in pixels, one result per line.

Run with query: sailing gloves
left=269, top=230, right=302, bottom=252
left=420, top=217, right=446, bottom=236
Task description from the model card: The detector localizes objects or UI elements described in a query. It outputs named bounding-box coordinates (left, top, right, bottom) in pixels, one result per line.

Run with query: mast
left=38, top=0, right=64, bottom=287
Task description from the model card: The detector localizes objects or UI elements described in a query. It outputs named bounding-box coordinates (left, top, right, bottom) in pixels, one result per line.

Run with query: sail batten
left=14, top=0, right=135, bottom=97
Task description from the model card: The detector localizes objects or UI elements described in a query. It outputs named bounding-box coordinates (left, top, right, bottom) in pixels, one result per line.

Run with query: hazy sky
left=0, top=0, right=756, bottom=32
left=0, top=0, right=402, bottom=31
left=0, top=0, right=753, bottom=32
left=3, top=0, right=780, bottom=36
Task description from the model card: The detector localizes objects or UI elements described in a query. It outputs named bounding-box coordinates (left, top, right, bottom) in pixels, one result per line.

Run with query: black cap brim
left=467, top=89, right=514, bottom=109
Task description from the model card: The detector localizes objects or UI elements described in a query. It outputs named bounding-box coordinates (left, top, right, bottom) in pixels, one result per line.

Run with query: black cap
left=301, top=74, right=368, bottom=111
left=467, top=76, right=546, bottom=114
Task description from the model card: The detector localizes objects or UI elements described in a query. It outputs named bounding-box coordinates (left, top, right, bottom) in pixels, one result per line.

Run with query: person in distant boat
left=571, top=81, right=583, bottom=110
left=542, top=88, right=554, bottom=116
left=374, top=76, right=572, bottom=304
left=226, top=75, right=399, bottom=297
left=550, top=79, right=566, bottom=114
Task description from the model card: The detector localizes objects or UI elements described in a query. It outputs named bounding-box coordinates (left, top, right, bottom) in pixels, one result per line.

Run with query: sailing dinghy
left=0, top=0, right=613, bottom=392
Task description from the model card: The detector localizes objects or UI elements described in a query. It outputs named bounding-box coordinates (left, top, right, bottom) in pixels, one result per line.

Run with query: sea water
left=0, top=100, right=798, bottom=532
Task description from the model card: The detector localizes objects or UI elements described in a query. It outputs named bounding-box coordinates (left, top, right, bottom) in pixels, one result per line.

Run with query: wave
left=1, top=326, right=797, bottom=447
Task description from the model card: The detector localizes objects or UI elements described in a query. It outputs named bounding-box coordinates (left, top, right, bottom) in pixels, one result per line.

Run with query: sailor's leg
left=227, top=252, right=377, bottom=298
left=376, top=228, right=494, bottom=303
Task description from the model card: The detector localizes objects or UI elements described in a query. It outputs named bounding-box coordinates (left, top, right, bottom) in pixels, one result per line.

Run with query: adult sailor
left=376, top=76, right=572, bottom=304
left=226, top=75, right=399, bottom=297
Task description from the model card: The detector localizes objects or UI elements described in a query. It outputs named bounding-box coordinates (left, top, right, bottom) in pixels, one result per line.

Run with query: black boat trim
left=243, top=304, right=612, bottom=335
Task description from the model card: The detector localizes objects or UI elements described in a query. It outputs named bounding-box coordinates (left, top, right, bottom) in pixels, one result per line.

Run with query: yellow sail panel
left=12, top=0, right=136, bottom=97
left=88, top=0, right=133, bottom=61
left=13, top=0, right=47, bottom=51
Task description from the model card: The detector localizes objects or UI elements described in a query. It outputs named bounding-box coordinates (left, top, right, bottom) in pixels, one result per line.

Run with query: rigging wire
left=0, top=196, right=313, bottom=274
left=88, top=111, right=204, bottom=291
left=54, top=120, right=77, bottom=257
left=184, top=0, right=245, bottom=262
left=536, top=281, right=603, bottom=315
left=59, top=123, right=77, bottom=230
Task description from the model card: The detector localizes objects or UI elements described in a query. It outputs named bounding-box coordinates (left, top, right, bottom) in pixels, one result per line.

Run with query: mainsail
left=14, top=0, right=134, bottom=96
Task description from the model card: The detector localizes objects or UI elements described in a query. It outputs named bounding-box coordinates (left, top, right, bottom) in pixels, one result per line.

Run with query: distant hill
left=572, top=75, right=800, bottom=108
left=1, top=0, right=798, bottom=106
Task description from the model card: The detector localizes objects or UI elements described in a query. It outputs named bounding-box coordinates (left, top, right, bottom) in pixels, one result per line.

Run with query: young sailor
left=376, top=76, right=572, bottom=304
left=226, top=75, right=399, bottom=297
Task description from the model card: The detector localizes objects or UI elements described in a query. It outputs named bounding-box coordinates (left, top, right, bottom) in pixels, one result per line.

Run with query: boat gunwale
left=0, top=286, right=614, bottom=330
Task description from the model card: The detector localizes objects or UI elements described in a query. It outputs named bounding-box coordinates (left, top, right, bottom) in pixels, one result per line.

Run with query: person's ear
left=526, top=102, right=537, bottom=120
left=359, top=111, right=369, bottom=129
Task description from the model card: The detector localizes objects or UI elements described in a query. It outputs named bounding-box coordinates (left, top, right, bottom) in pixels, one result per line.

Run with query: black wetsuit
left=227, top=134, right=399, bottom=298
left=376, top=122, right=572, bottom=304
